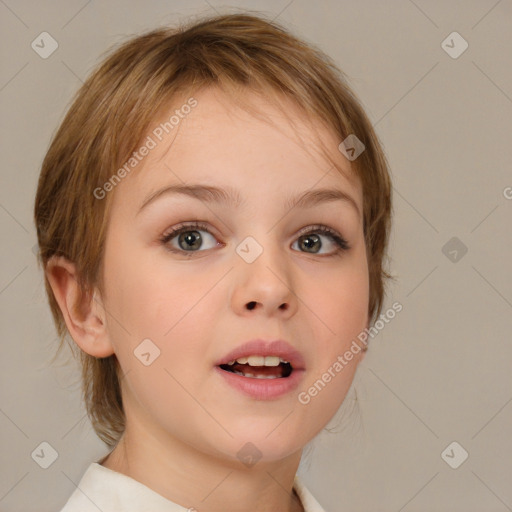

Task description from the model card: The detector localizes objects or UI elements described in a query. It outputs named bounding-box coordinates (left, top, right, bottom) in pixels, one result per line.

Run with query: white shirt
left=59, top=462, right=326, bottom=512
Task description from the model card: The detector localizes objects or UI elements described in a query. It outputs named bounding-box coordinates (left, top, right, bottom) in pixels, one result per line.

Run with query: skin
left=47, top=87, right=369, bottom=512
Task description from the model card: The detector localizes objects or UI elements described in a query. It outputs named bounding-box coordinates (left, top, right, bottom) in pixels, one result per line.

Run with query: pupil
left=179, top=230, right=202, bottom=250
left=300, top=234, right=321, bottom=253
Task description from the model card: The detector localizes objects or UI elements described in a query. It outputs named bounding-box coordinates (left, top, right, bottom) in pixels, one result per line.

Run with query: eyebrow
left=137, top=183, right=361, bottom=218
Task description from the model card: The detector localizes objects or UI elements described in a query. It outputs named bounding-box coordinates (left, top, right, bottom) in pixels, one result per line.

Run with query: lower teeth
left=232, top=370, right=279, bottom=379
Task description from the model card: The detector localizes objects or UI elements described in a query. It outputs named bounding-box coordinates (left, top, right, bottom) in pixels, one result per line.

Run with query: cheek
left=298, top=255, right=368, bottom=419
left=103, top=249, right=225, bottom=385
left=102, top=257, right=216, bottom=411
left=312, top=257, right=369, bottom=343
left=105, top=246, right=207, bottom=338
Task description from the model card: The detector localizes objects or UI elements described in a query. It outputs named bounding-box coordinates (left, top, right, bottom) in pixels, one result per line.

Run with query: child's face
left=100, top=87, right=369, bottom=464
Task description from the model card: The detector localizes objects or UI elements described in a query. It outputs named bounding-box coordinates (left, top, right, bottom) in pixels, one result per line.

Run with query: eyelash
left=159, top=221, right=350, bottom=255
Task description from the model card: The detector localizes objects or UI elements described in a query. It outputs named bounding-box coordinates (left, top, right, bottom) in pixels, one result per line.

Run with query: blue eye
left=159, top=222, right=350, bottom=256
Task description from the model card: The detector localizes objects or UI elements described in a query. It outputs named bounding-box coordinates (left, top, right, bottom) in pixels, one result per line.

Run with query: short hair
left=34, top=13, right=393, bottom=447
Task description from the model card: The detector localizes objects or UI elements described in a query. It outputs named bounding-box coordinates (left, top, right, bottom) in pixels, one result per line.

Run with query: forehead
left=113, top=87, right=362, bottom=213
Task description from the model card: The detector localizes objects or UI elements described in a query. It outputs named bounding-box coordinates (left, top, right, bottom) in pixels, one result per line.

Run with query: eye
left=159, top=222, right=350, bottom=256
left=291, top=225, right=350, bottom=255
left=159, top=222, right=219, bottom=253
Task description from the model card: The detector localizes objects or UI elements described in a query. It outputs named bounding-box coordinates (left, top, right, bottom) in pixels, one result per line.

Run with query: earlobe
left=45, top=256, right=115, bottom=358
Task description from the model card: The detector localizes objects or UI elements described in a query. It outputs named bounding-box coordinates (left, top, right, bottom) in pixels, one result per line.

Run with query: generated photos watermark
left=298, top=301, right=403, bottom=405
left=93, top=97, right=198, bottom=200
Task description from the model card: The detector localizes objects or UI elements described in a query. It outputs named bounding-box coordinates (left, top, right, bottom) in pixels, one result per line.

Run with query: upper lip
left=216, top=339, right=306, bottom=369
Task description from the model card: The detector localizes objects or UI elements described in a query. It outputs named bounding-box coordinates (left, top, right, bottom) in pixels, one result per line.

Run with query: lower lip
left=214, top=366, right=305, bottom=400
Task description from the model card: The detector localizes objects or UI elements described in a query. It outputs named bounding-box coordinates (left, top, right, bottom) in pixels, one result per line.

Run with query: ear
left=46, top=255, right=114, bottom=358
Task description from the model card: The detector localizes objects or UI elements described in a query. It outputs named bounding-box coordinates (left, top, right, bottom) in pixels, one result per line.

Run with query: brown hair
left=34, top=12, right=393, bottom=447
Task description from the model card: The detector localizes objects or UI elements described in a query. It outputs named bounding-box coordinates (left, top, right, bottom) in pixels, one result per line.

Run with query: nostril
left=246, top=301, right=257, bottom=310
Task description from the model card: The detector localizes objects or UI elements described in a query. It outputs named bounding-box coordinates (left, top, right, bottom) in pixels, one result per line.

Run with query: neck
left=101, top=419, right=305, bottom=512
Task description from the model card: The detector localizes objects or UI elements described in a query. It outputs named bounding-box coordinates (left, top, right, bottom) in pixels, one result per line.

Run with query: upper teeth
left=227, top=356, right=289, bottom=367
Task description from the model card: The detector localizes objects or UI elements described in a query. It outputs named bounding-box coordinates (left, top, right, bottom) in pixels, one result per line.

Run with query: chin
left=220, top=420, right=308, bottom=464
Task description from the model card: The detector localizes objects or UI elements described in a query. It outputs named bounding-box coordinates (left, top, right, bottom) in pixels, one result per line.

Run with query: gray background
left=1, top=1, right=511, bottom=511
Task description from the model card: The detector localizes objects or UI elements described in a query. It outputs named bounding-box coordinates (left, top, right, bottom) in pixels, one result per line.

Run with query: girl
left=34, top=13, right=392, bottom=512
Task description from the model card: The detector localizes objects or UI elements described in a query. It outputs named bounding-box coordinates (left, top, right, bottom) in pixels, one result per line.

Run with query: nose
left=230, top=241, right=298, bottom=318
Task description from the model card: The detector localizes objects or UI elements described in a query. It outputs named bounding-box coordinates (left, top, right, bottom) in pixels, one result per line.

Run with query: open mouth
left=219, top=356, right=293, bottom=379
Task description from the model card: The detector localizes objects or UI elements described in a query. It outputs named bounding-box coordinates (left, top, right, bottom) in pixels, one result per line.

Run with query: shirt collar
left=293, top=474, right=327, bottom=512
left=60, top=462, right=326, bottom=512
